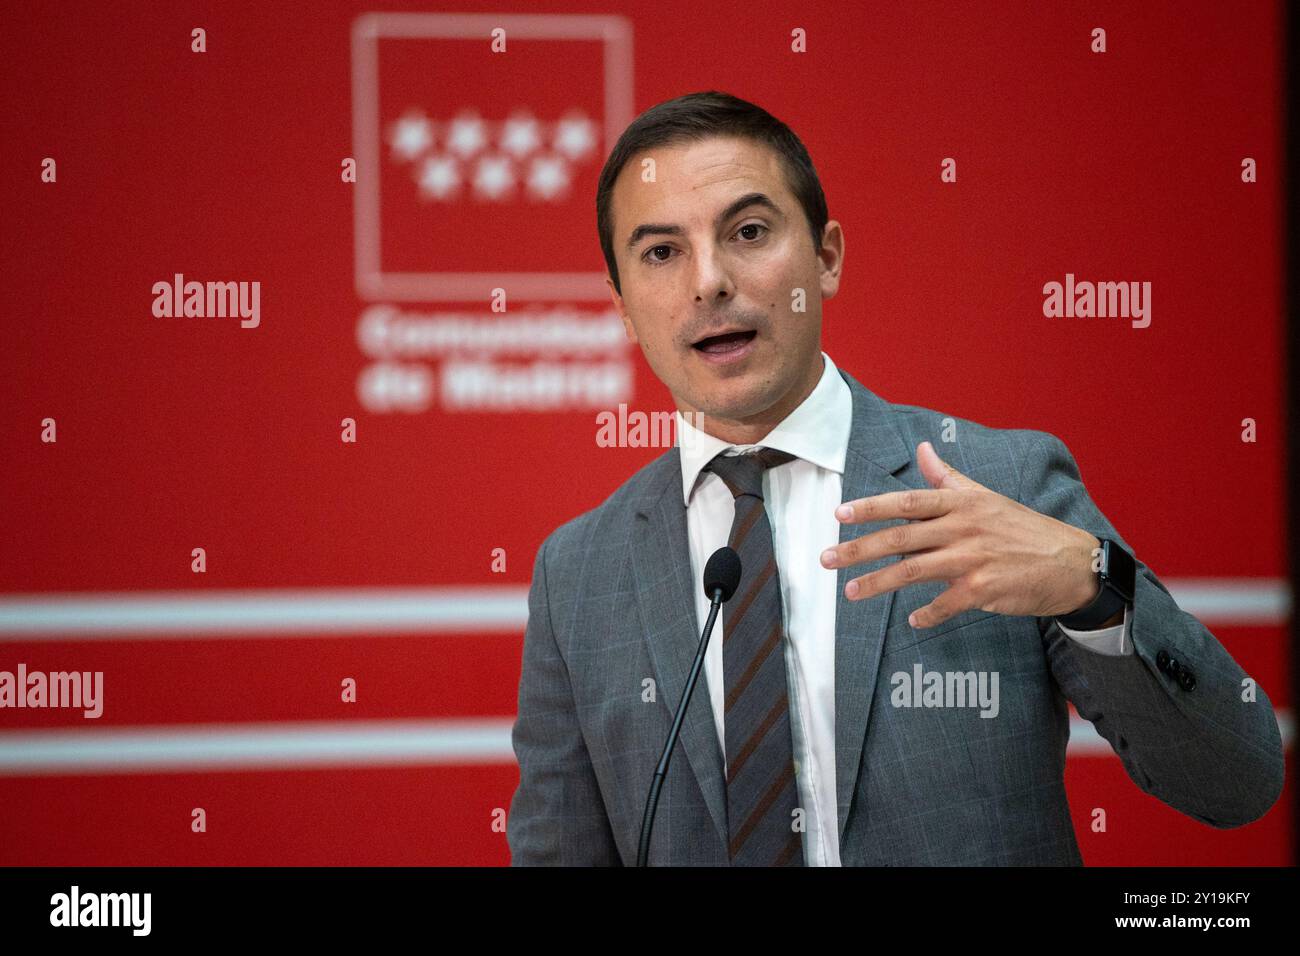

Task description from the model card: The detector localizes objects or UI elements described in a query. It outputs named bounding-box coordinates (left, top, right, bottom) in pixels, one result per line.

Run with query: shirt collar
left=676, top=350, right=852, bottom=506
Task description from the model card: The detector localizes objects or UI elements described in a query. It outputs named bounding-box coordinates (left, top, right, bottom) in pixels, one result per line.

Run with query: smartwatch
left=1057, top=537, right=1136, bottom=630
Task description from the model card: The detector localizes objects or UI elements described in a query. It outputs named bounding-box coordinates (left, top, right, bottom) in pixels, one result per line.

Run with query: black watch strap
left=1057, top=537, right=1136, bottom=630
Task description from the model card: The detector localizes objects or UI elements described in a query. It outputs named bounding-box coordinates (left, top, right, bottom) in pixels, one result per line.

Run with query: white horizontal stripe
left=0, top=712, right=1288, bottom=776
left=1164, top=579, right=1290, bottom=624
left=0, top=587, right=529, bottom=638
left=0, top=718, right=516, bottom=776
left=0, top=579, right=1288, bottom=640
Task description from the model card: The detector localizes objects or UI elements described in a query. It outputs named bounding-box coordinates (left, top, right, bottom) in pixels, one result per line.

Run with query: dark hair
left=596, top=90, right=829, bottom=296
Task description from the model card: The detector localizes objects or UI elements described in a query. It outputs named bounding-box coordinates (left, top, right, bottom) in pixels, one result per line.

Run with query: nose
left=691, top=241, right=736, bottom=304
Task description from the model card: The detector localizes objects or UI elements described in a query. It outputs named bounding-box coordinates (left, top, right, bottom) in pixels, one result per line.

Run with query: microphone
left=636, top=546, right=742, bottom=866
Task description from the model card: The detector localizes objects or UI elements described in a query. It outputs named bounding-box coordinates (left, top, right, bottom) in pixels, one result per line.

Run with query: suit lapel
left=631, top=452, right=730, bottom=854
left=832, top=370, right=912, bottom=844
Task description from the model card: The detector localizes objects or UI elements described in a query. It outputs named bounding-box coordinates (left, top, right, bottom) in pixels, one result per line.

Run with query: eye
left=642, top=244, right=675, bottom=267
left=641, top=223, right=767, bottom=268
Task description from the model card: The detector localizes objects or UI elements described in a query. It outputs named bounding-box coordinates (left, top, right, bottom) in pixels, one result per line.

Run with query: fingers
left=821, top=514, right=960, bottom=570
left=836, top=487, right=963, bottom=524
left=908, top=583, right=977, bottom=629
left=842, top=548, right=971, bottom=602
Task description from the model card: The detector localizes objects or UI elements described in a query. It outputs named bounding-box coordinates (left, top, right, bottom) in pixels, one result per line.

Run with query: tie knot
left=704, top=447, right=796, bottom=500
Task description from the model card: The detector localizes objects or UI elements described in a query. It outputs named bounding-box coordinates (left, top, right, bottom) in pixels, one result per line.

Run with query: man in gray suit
left=507, top=91, right=1285, bottom=865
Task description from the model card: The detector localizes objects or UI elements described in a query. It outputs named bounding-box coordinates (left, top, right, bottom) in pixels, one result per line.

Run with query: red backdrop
left=0, top=0, right=1289, bottom=864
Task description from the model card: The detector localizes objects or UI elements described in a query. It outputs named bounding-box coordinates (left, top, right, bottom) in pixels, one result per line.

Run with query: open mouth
left=692, top=329, right=757, bottom=355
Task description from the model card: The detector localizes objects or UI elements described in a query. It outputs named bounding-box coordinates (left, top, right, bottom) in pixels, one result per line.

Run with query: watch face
left=1101, top=539, right=1137, bottom=603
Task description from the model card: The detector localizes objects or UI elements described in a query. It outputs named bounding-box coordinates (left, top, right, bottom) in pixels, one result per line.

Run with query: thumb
left=917, top=440, right=975, bottom=490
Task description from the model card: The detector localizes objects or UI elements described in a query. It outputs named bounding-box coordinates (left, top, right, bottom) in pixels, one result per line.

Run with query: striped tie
left=704, top=447, right=804, bottom=867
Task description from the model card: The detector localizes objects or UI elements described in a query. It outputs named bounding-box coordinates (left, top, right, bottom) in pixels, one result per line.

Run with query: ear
left=817, top=219, right=844, bottom=300
left=607, top=276, right=638, bottom=344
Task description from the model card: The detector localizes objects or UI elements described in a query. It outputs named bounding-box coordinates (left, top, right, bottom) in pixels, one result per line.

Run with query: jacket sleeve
left=1016, top=430, right=1285, bottom=828
left=507, top=532, right=622, bottom=864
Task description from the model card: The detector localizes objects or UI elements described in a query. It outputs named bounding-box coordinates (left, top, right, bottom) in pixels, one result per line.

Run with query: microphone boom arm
left=635, top=589, right=724, bottom=867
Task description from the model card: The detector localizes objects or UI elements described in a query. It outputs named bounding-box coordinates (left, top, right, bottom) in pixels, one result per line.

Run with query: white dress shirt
left=674, top=350, right=1129, bottom=866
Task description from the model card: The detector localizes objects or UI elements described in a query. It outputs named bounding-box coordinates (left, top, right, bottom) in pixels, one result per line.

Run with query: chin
left=694, top=384, right=771, bottom=422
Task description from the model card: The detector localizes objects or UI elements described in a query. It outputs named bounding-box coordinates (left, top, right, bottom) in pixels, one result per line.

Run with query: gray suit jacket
left=507, top=367, right=1285, bottom=865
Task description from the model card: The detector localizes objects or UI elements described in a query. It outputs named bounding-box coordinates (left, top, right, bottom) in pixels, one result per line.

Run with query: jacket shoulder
left=535, top=447, right=676, bottom=566
left=885, top=396, right=1066, bottom=446
left=873, top=394, right=1072, bottom=494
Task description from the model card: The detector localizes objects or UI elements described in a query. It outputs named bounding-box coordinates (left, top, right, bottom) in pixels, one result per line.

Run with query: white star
left=388, top=112, right=433, bottom=161
left=446, top=111, right=488, bottom=159
left=553, top=111, right=597, bottom=160
left=500, top=112, right=542, bottom=159
left=473, top=155, right=515, bottom=200
left=417, top=154, right=460, bottom=200
left=526, top=154, right=571, bottom=201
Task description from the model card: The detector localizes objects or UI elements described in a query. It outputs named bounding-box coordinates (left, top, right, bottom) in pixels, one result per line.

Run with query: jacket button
left=1156, top=649, right=1170, bottom=671
left=1168, top=658, right=1182, bottom=677
left=1178, top=669, right=1197, bottom=692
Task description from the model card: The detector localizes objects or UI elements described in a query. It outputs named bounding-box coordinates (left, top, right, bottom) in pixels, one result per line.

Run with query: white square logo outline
left=351, top=12, right=634, bottom=302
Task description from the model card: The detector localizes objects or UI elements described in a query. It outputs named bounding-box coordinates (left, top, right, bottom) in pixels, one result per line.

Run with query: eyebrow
left=624, top=191, right=782, bottom=251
